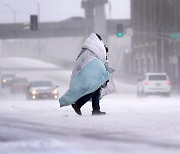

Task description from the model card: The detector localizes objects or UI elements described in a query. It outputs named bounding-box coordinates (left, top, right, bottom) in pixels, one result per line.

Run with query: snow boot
left=71, top=104, right=82, bottom=116
left=92, top=110, right=106, bottom=116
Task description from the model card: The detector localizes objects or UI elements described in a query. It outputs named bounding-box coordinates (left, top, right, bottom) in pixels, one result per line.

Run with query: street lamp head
left=3, top=4, right=16, bottom=23
left=4, top=4, right=13, bottom=10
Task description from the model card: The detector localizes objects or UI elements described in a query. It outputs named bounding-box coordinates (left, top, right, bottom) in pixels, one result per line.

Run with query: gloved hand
left=101, top=80, right=109, bottom=88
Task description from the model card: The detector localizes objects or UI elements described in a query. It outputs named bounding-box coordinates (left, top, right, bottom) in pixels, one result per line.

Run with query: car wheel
left=11, top=89, right=15, bottom=94
left=137, top=89, right=144, bottom=98
left=137, top=90, right=141, bottom=98
left=141, top=90, right=147, bottom=97
left=137, top=87, right=142, bottom=98
left=26, top=94, right=31, bottom=100
left=164, top=92, right=171, bottom=97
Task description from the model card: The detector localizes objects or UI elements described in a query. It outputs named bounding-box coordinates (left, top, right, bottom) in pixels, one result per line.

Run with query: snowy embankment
left=0, top=57, right=180, bottom=154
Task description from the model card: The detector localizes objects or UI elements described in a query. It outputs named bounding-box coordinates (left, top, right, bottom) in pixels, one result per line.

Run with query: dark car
left=26, top=81, right=59, bottom=100
left=1, top=73, right=16, bottom=88
left=11, top=77, right=28, bottom=94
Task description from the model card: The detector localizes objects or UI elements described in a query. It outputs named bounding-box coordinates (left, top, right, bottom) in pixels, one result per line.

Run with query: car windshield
left=148, top=75, right=167, bottom=81
left=31, top=81, right=53, bottom=87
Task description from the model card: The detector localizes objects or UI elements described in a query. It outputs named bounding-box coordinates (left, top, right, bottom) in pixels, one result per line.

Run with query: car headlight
left=52, top=89, right=58, bottom=94
left=32, top=90, right=37, bottom=95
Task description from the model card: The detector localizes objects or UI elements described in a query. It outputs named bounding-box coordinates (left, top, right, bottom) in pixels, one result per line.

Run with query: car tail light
left=144, top=81, right=149, bottom=85
left=167, top=81, right=171, bottom=85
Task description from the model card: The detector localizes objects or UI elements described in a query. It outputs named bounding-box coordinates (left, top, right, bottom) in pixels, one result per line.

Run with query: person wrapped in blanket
left=59, top=33, right=116, bottom=116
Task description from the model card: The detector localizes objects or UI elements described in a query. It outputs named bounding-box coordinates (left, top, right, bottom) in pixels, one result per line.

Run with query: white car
left=137, top=73, right=171, bottom=97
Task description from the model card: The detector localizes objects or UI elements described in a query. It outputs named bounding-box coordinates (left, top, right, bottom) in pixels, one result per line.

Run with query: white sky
left=0, top=0, right=130, bottom=23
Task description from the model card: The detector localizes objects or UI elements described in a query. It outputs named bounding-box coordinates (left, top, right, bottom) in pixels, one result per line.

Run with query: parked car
left=137, top=73, right=171, bottom=97
left=1, top=73, right=16, bottom=88
left=26, top=81, right=59, bottom=100
left=10, top=77, right=28, bottom=94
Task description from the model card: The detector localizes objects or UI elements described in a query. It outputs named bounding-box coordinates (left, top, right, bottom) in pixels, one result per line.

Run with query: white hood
left=82, top=33, right=106, bottom=63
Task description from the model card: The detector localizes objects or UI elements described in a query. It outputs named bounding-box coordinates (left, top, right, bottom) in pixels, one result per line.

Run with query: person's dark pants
left=75, top=88, right=101, bottom=111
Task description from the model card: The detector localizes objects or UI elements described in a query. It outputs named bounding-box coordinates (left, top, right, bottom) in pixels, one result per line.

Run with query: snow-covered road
left=0, top=58, right=180, bottom=154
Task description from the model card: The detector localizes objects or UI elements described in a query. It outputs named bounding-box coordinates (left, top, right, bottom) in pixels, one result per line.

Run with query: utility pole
left=156, top=0, right=164, bottom=72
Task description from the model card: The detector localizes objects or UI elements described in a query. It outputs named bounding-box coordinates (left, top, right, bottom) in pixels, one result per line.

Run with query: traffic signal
left=116, top=24, right=123, bottom=37
left=30, top=15, right=38, bottom=30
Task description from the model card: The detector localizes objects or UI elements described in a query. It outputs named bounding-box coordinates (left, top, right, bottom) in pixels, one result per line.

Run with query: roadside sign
left=170, top=33, right=180, bottom=39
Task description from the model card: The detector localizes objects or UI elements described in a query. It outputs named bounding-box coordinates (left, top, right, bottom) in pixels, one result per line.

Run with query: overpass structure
left=0, top=19, right=130, bottom=40
left=81, top=0, right=108, bottom=36
left=82, top=0, right=108, bottom=20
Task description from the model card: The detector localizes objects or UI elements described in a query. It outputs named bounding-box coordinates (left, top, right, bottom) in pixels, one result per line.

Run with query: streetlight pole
left=37, top=3, right=40, bottom=22
left=4, top=4, right=16, bottom=23
left=108, top=1, right=111, bottom=19
left=33, top=0, right=40, bottom=22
